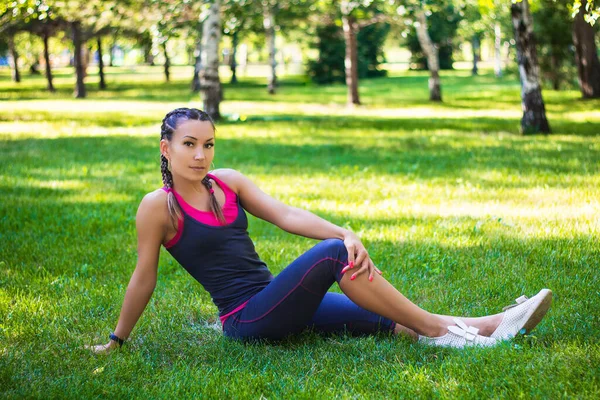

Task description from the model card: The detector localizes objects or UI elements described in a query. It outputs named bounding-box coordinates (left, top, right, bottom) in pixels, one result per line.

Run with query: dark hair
left=160, top=107, right=225, bottom=226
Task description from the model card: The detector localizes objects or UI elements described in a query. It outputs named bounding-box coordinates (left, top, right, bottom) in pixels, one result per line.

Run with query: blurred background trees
left=1, top=0, right=599, bottom=130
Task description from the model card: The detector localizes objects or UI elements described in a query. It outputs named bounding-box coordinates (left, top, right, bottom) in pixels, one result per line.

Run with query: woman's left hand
left=340, top=231, right=383, bottom=282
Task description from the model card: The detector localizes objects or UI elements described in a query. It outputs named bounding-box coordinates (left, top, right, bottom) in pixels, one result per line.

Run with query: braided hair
left=160, top=107, right=225, bottom=227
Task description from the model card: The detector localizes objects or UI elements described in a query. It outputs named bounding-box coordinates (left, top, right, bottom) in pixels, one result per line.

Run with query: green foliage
left=307, top=22, right=389, bottom=84
left=572, top=0, right=600, bottom=25
left=357, top=22, right=390, bottom=78
left=307, top=24, right=345, bottom=84
left=405, top=5, right=462, bottom=70
left=534, top=0, right=578, bottom=90
left=1, top=67, right=600, bottom=398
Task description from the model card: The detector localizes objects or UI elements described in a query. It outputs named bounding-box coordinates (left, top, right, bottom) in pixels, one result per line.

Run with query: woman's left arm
left=217, top=169, right=381, bottom=281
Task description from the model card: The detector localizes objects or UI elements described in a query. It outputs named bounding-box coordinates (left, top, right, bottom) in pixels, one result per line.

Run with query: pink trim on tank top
left=172, top=173, right=238, bottom=226
left=161, top=173, right=239, bottom=229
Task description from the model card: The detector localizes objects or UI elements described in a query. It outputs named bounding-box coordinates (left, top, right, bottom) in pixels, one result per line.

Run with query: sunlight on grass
left=1, top=69, right=599, bottom=398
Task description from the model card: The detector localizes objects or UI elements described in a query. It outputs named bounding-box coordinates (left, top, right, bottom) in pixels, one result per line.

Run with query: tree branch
left=357, top=14, right=389, bottom=29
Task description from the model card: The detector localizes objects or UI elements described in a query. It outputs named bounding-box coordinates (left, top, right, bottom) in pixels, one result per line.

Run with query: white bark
left=263, top=4, right=277, bottom=94
left=510, top=0, right=550, bottom=133
left=415, top=9, right=441, bottom=101
left=494, top=22, right=502, bottom=77
left=200, top=0, right=222, bottom=120
left=511, top=0, right=541, bottom=95
left=341, top=0, right=360, bottom=105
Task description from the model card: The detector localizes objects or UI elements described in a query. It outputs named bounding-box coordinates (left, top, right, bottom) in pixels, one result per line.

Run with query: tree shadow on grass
left=2, top=130, right=598, bottom=191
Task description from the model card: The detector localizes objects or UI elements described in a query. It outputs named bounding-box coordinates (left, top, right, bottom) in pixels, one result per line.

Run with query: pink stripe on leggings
left=236, top=257, right=346, bottom=324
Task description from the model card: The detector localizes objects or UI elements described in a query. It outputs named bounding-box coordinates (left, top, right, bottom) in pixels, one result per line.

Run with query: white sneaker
left=419, top=318, right=498, bottom=348
left=490, top=289, right=553, bottom=340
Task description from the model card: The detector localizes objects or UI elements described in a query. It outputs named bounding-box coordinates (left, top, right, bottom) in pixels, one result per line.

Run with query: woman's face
left=161, top=119, right=215, bottom=182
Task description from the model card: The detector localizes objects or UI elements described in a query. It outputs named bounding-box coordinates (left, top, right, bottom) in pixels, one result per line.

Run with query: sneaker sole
left=522, top=289, right=553, bottom=335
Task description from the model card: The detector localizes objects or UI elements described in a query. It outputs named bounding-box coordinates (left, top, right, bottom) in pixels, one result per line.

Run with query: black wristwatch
left=109, top=332, right=125, bottom=346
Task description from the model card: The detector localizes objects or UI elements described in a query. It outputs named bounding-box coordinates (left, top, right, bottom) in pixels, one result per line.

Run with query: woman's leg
left=224, top=238, right=500, bottom=341
left=308, top=292, right=418, bottom=340
left=338, top=263, right=502, bottom=337
left=223, top=239, right=351, bottom=340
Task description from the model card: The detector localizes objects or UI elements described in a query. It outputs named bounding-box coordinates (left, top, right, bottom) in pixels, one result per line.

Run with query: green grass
left=1, top=65, right=599, bottom=398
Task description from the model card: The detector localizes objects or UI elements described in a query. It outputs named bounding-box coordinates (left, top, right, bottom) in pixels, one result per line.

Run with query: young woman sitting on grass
left=88, top=107, right=552, bottom=353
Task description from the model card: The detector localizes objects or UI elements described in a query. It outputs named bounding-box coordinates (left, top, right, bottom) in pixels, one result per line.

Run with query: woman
left=88, top=107, right=552, bottom=353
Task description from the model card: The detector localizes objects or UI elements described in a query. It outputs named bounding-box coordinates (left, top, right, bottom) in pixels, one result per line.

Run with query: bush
left=307, top=22, right=389, bottom=85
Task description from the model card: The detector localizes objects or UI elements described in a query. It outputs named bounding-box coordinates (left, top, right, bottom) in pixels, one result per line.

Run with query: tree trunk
left=341, top=2, right=360, bottom=106
left=200, top=0, right=222, bottom=120
left=29, top=58, right=41, bottom=75
left=42, top=32, right=55, bottom=92
left=472, top=34, right=480, bottom=76
left=494, top=22, right=502, bottom=78
left=191, top=39, right=202, bottom=92
left=573, top=0, right=600, bottom=98
left=97, top=36, right=106, bottom=90
left=415, top=9, right=442, bottom=102
left=263, top=4, right=277, bottom=94
left=511, top=0, right=550, bottom=134
left=72, top=21, right=86, bottom=98
left=162, top=41, right=170, bottom=82
left=230, top=31, right=238, bottom=84
left=8, top=36, right=21, bottom=83
left=109, top=33, right=117, bottom=67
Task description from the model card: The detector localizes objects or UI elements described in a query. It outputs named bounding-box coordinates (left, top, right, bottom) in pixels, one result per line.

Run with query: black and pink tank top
left=162, top=174, right=273, bottom=321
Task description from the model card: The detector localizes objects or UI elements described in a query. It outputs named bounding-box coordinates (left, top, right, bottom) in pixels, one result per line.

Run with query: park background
left=1, top=0, right=599, bottom=398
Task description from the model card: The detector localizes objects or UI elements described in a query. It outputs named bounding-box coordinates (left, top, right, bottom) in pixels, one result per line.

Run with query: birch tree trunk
left=200, top=0, right=222, bottom=120
left=263, top=4, right=277, bottom=94
left=472, top=34, right=480, bottom=76
left=572, top=0, right=600, bottom=98
left=191, top=39, right=202, bottom=92
left=415, top=9, right=442, bottom=102
left=72, top=21, right=86, bottom=98
left=97, top=36, right=106, bottom=90
left=230, top=31, right=238, bottom=84
left=510, top=0, right=550, bottom=134
left=43, top=31, right=55, bottom=92
left=494, top=22, right=502, bottom=78
left=341, top=1, right=360, bottom=106
left=8, top=36, right=21, bottom=83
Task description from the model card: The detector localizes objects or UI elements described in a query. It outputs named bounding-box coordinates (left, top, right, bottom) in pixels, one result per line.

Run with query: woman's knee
left=318, top=238, right=348, bottom=262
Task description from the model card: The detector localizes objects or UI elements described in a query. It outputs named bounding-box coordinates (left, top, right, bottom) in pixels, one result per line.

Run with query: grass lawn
left=1, top=65, right=599, bottom=398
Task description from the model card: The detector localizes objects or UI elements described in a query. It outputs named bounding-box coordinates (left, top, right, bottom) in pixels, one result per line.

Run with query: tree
left=7, top=34, right=21, bottom=83
left=222, top=0, right=258, bottom=85
left=414, top=8, right=442, bottom=101
left=0, top=0, right=64, bottom=90
left=511, top=0, right=550, bottom=134
left=200, top=0, right=223, bottom=120
left=260, top=0, right=315, bottom=94
left=456, top=1, right=487, bottom=75
left=336, top=0, right=388, bottom=106
left=572, top=0, right=600, bottom=97
left=41, top=0, right=120, bottom=98
left=307, top=21, right=388, bottom=84
left=261, top=1, right=278, bottom=94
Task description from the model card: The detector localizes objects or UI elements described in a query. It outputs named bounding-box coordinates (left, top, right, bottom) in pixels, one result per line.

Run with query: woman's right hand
left=85, top=340, right=120, bottom=354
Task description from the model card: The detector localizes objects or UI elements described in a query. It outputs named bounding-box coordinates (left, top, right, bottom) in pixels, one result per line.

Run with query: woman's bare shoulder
left=137, top=189, right=169, bottom=222
left=210, top=168, right=245, bottom=192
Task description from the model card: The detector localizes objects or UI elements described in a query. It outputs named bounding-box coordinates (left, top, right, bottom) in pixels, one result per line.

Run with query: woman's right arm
left=87, top=191, right=168, bottom=353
